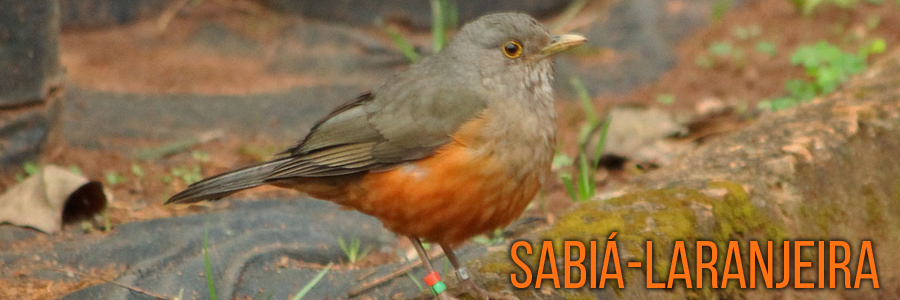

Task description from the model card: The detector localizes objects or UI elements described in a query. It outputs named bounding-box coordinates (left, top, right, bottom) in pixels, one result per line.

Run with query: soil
left=3, top=0, right=900, bottom=298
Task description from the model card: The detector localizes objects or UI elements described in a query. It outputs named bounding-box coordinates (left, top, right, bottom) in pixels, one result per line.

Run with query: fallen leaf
left=0, top=165, right=109, bottom=233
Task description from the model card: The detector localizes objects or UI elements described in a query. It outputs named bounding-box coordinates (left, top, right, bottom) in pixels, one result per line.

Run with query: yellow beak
left=541, top=34, right=588, bottom=56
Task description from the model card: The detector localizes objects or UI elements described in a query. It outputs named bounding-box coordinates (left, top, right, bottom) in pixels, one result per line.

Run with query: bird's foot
left=457, top=279, right=518, bottom=300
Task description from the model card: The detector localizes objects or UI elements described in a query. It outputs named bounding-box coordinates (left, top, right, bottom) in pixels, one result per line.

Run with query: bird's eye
left=502, top=41, right=522, bottom=58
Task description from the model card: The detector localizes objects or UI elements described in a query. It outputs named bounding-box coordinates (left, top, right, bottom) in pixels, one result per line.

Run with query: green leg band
left=431, top=281, right=447, bottom=295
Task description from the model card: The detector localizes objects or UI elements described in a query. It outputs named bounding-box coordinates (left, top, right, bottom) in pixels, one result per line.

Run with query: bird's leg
left=440, top=243, right=518, bottom=300
left=410, top=237, right=455, bottom=300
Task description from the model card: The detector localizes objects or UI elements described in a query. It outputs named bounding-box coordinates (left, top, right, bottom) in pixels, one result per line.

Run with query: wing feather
left=268, top=55, right=489, bottom=179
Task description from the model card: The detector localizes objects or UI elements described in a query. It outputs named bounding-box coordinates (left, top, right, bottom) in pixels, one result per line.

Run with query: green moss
left=474, top=185, right=788, bottom=299
left=540, top=188, right=702, bottom=258
left=480, top=259, right=517, bottom=275
left=561, top=291, right=596, bottom=300
left=863, top=185, right=884, bottom=228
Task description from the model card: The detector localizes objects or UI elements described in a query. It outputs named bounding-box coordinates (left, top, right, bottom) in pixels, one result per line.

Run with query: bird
left=166, top=12, right=585, bottom=299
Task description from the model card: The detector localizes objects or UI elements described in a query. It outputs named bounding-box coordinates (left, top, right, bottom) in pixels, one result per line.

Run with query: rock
left=0, top=0, right=64, bottom=168
left=467, top=43, right=900, bottom=299
left=0, top=0, right=62, bottom=106
left=598, top=106, right=689, bottom=166
left=0, top=93, right=63, bottom=167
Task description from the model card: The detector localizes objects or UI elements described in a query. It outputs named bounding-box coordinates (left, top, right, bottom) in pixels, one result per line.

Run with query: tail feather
left=165, top=158, right=288, bottom=204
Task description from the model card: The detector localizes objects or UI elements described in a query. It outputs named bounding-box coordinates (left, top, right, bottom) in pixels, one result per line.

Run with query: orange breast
left=343, top=117, right=545, bottom=246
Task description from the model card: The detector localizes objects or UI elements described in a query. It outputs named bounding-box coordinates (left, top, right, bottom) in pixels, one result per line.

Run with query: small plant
left=101, top=209, right=111, bottom=231
left=130, top=163, right=145, bottom=178
left=551, top=153, right=573, bottom=170
left=337, top=237, right=371, bottom=264
left=755, top=40, right=777, bottom=57
left=203, top=216, right=218, bottom=300
left=396, top=248, right=426, bottom=292
left=709, top=41, right=734, bottom=56
left=759, top=39, right=885, bottom=111
left=171, top=165, right=202, bottom=185
left=289, top=263, right=333, bottom=300
left=791, top=0, right=859, bottom=16
left=384, top=27, right=421, bottom=62
left=15, top=161, right=40, bottom=182
left=191, top=150, right=211, bottom=162
left=430, top=0, right=457, bottom=53
left=695, top=55, right=715, bottom=69
left=79, top=204, right=114, bottom=233
left=865, top=15, right=881, bottom=30
left=472, top=228, right=504, bottom=245
left=710, top=41, right=745, bottom=64
left=68, top=165, right=83, bottom=175
left=569, top=76, right=603, bottom=150
left=710, top=0, right=734, bottom=21
left=655, top=94, right=675, bottom=105
left=383, top=0, right=457, bottom=62
left=200, top=218, right=332, bottom=300
left=105, top=171, right=126, bottom=185
left=557, top=77, right=612, bottom=203
left=405, top=272, right=426, bottom=292
left=696, top=40, right=748, bottom=69
left=23, top=161, right=39, bottom=175
left=732, top=25, right=761, bottom=40
left=560, top=154, right=596, bottom=203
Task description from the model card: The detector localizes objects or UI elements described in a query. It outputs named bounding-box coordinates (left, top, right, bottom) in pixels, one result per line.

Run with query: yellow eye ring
left=502, top=41, right=522, bottom=58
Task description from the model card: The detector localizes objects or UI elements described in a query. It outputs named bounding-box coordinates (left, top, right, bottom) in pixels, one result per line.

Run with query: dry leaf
left=0, top=165, right=109, bottom=233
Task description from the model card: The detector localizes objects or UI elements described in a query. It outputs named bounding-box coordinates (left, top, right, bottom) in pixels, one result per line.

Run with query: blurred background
left=1, top=0, right=898, bottom=299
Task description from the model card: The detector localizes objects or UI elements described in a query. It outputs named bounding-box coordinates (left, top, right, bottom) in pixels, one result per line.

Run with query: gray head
left=450, top=13, right=585, bottom=63
left=440, top=13, right=586, bottom=96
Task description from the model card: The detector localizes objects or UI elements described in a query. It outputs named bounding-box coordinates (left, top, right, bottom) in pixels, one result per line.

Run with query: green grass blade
left=338, top=237, right=348, bottom=253
left=593, top=118, right=612, bottom=168
left=290, top=263, right=334, bottom=300
left=358, top=246, right=371, bottom=263
left=384, top=26, right=420, bottom=62
left=577, top=155, right=594, bottom=202
left=203, top=216, right=217, bottom=300
left=446, top=0, right=458, bottom=30
left=576, top=123, right=595, bottom=149
left=406, top=272, right=426, bottom=291
left=350, top=239, right=360, bottom=262
left=570, top=76, right=598, bottom=126
left=560, top=173, right=577, bottom=202
left=431, top=0, right=446, bottom=53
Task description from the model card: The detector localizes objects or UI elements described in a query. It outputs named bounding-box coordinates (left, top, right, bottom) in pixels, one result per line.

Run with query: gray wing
left=268, top=81, right=488, bottom=179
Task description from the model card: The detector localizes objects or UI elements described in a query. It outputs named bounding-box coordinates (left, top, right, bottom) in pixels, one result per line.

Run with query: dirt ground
left=3, top=0, right=900, bottom=298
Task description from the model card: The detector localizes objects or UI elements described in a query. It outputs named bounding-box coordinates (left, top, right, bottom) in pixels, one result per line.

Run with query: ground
left=2, top=0, right=899, bottom=298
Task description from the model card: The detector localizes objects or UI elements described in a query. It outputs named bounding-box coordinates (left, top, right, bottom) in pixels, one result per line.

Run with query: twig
left=348, top=249, right=446, bottom=297
left=135, top=130, right=223, bottom=161
left=355, top=268, right=377, bottom=281
left=550, top=0, right=590, bottom=32
left=211, top=0, right=267, bottom=15
left=50, top=267, right=172, bottom=300
left=156, top=0, right=191, bottom=34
